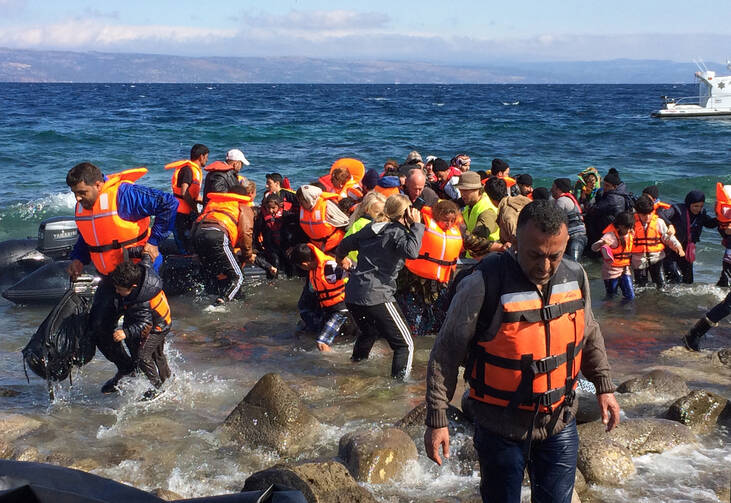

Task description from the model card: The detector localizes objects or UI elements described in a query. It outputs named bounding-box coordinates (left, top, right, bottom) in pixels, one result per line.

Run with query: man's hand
left=340, top=256, right=353, bottom=270
left=142, top=243, right=159, bottom=262
left=424, top=426, right=450, bottom=466
left=597, top=393, right=621, bottom=432
left=112, top=329, right=126, bottom=342
left=67, top=259, right=84, bottom=281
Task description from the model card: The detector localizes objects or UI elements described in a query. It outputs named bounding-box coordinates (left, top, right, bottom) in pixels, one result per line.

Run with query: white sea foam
left=0, top=191, right=76, bottom=222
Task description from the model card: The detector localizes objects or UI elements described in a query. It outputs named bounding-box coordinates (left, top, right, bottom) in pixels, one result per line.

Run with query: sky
left=2, top=0, right=731, bottom=64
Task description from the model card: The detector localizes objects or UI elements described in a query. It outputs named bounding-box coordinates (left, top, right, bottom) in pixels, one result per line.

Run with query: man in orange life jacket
left=167, top=143, right=209, bottom=253
left=202, top=148, right=249, bottom=206
left=66, top=162, right=178, bottom=394
left=425, top=200, right=620, bottom=503
left=491, top=158, right=519, bottom=197
left=193, top=185, right=255, bottom=305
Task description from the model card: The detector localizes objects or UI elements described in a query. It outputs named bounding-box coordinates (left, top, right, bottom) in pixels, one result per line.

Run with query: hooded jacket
left=119, top=264, right=171, bottom=341
left=497, top=195, right=532, bottom=244
left=335, top=220, right=424, bottom=305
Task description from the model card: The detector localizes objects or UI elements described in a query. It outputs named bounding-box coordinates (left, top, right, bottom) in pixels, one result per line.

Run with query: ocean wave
left=0, top=192, right=75, bottom=223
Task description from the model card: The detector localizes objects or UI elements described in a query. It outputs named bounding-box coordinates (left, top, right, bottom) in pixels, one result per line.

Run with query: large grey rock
left=150, top=488, right=184, bottom=501
left=577, top=433, right=635, bottom=485
left=575, top=390, right=602, bottom=424
left=665, top=389, right=731, bottom=434
left=395, top=401, right=473, bottom=440
left=574, top=468, right=587, bottom=495
left=243, top=461, right=377, bottom=503
left=338, top=427, right=417, bottom=483
left=616, top=369, right=689, bottom=397
left=221, top=373, right=321, bottom=456
left=579, top=418, right=696, bottom=456
left=0, top=413, right=42, bottom=443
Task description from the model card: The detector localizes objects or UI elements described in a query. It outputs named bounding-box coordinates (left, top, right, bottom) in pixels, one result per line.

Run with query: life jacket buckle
left=531, top=354, right=560, bottom=374
left=540, top=303, right=562, bottom=321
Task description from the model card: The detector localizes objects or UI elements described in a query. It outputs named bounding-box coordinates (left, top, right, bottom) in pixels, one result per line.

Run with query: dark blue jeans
left=473, top=419, right=578, bottom=503
left=707, top=290, right=731, bottom=324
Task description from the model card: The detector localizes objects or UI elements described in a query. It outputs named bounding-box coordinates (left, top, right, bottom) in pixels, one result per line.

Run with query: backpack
left=22, top=289, right=95, bottom=386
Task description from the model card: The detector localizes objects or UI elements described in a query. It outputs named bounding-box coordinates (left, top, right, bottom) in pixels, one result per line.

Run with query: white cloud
left=243, top=9, right=389, bottom=32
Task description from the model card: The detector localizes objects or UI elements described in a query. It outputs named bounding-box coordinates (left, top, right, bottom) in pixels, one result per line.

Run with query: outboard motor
left=37, top=216, right=78, bottom=259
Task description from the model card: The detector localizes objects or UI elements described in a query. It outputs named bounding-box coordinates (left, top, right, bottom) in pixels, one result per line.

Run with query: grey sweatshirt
left=335, top=221, right=424, bottom=305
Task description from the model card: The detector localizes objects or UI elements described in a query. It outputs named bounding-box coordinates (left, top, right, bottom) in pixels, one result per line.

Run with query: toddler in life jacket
left=109, top=258, right=172, bottom=400
left=591, top=211, right=635, bottom=301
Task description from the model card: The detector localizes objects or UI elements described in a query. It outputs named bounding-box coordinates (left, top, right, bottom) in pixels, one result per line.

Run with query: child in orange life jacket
left=591, top=211, right=635, bottom=300
left=109, top=258, right=171, bottom=400
left=632, top=195, right=684, bottom=288
left=292, top=243, right=353, bottom=352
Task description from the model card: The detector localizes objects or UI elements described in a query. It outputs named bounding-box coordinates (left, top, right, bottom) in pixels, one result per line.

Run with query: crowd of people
left=63, top=144, right=730, bottom=501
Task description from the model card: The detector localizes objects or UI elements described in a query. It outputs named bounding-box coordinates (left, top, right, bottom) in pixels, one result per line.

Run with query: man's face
left=406, top=176, right=425, bottom=201
left=234, top=160, right=243, bottom=172
left=550, top=183, right=561, bottom=200
left=515, top=220, right=569, bottom=286
left=436, top=170, right=449, bottom=181
left=199, top=153, right=209, bottom=167
left=603, top=181, right=616, bottom=193
left=461, top=188, right=481, bottom=206
left=71, top=180, right=103, bottom=210
left=518, top=184, right=532, bottom=197
left=638, top=212, right=651, bottom=224
left=265, top=178, right=281, bottom=193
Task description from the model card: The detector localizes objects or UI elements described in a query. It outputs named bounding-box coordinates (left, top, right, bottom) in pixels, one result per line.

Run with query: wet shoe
left=100, top=370, right=134, bottom=394
left=139, top=388, right=165, bottom=402
left=682, top=333, right=701, bottom=352
left=682, top=317, right=716, bottom=352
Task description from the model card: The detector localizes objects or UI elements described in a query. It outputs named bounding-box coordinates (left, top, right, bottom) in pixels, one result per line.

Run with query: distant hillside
left=0, top=48, right=726, bottom=84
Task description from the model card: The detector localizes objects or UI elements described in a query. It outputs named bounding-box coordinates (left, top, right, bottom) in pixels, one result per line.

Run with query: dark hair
left=553, top=178, right=572, bottom=194
left=229, top=185, right=249, bottom=196
left=532, top=187, right=550, bottom=200
left=384, top=159, right=399, bottom=173
left=338, top=196, right=357, bottom=214
left=331, top=167, right=350, bottom=185
left=491, top=158, right=509, bottom=176
left=432, top=199, right=459, bottom=221
left=635, top=194, right=655, bottom=215
left=190, top=144, right=209, bottom=161
left=484, top=176, right=507, bottom=202
left=516, top=174, right=533, bottom=186
left=265, top=173, right=283, bottom=184
left=310, top=181, right=327, bottom=191
left=641, top=185, right=659, bottom=200
left=109, top=261, right=143, bottom=289
left=262, top=193, right=282, bottom=207
left=477, top=170, right=490, bottom=182
left=66, top=162, right=103, bottom=187
left=291, top=243, right=315, bottom=265
left=614, top=211, right=635, bottom=229
left=517, top=200, right=568, bottom=236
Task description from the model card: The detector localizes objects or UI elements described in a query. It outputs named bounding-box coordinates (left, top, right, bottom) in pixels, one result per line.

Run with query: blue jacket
left=71, top=183, right=178, bottom=267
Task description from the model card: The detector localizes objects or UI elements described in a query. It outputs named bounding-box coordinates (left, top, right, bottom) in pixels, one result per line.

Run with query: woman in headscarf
left=573, top=166, right=601, bottom=210
left=659, top=190, right=719, bottom=284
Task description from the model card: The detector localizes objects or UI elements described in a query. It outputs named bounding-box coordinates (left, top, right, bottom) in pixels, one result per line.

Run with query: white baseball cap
left=226, top=148, right=250, bottom=165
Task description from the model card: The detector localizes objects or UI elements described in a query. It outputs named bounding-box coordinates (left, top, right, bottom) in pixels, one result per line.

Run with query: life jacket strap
left=501, top=298, right=584, bottom=323
left=86, top=229, right=149, bottom=253
left=417, top=252, right=458, bottom=267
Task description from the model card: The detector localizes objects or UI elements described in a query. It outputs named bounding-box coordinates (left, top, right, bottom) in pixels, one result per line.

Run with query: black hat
left=516, top=174, right=533, bottom=186
left=553, top=178, right=572, bottom=193
left=604, top=170, right=621, bottom=186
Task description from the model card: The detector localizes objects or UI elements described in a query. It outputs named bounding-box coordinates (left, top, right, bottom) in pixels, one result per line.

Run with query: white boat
left=652, top=61, right=731, bottom=118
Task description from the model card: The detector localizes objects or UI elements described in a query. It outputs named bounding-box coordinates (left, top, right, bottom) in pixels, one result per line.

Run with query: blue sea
left=0, top=84, right=729, bottom=502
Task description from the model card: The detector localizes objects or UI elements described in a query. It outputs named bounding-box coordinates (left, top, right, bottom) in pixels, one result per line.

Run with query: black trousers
left=346, top=302, right=414, bottom=380
left=89, top=278, right=134, bottom=374
left=664, top=250, right=693, bottom=284
left=126, top=330, right=170, bottom=388
left=193, top=227, right=243, bottom=301
left=634, top=260, right=665, bottom=288
left=173, top=212, right=196, bottom=254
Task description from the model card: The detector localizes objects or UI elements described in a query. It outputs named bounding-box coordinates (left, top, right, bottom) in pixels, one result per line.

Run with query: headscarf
left=684, top=190, right=705, bottom=206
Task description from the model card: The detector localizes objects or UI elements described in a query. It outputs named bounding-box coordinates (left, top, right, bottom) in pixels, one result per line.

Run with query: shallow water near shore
left=0, top=83, right=730, bottom=501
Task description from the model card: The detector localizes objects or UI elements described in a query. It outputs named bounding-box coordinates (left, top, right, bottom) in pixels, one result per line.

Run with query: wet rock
left=665, top=390, right=731, bottom=434
left=575, top=390, right=602, bottom=424
left=571, top=489, right=581, bottom=503
left=13, top=447, right=41, bottom=462
left=395, top=401, right=473, bottom=440
left=151, top=488, right=184, bottom=501
left=221, top=373, right=321, bottom=456
left=68, top=458, right=101, bottom=473
left=243, top=461, right=378, bottom=503
left=455, top=441, right=479, bottom=476
left=574, top=468, right=587, bottom=495
left=577, top=435, right=635, bottom=485
left=616, top=369, right=689, bottom=397
left=710, top=348, right=731, bottom=368
left=579, top=418, right=696, bottom=456
left=0, top=386, right=20, bottom=397
left=0, top=413, right=42, bottom=444
left=338, top=427, right=417, bottom=483
left=0, top=440, right=13, bottom=459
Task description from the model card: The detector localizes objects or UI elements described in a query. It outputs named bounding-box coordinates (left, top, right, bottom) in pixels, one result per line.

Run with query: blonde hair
left=348, top=191, right=387, bottom=228
left=384, top=194, right=411, bottom=222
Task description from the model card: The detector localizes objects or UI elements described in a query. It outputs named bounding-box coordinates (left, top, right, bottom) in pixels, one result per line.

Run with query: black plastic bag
left=22, top=289, right=94, bottom=383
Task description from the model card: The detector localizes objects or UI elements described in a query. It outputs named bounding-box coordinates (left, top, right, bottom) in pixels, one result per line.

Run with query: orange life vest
left=307, top=243, right=347, bottom=308
left=75, top=168, right=151, bottom=275
left=716, top=182, right=731, bottom=223
left=196, top=192, right=252, bottom=245
left=500, top=175, right=516, bottom=188
left=330, top=158, right=365, bottom=183
left=299, top=193, right=345, bottom=252
left=405, top=209, right=462, bottom=283
left=373, top=185, right=401, bottom=198
left=204, top=160, right=233, bottom=172
left=653, top=200, right=671, bottom=212
left=165, top=159, right=202, bottom=215
left=602, top=223, right=633, bottom=267
left=150, top=290, right=172, bottom=331
left=337, top=178, right=364, bottom=201
left=632, top=213, right=663, bottom=254
left=469, top=258, right=585, bottom=413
